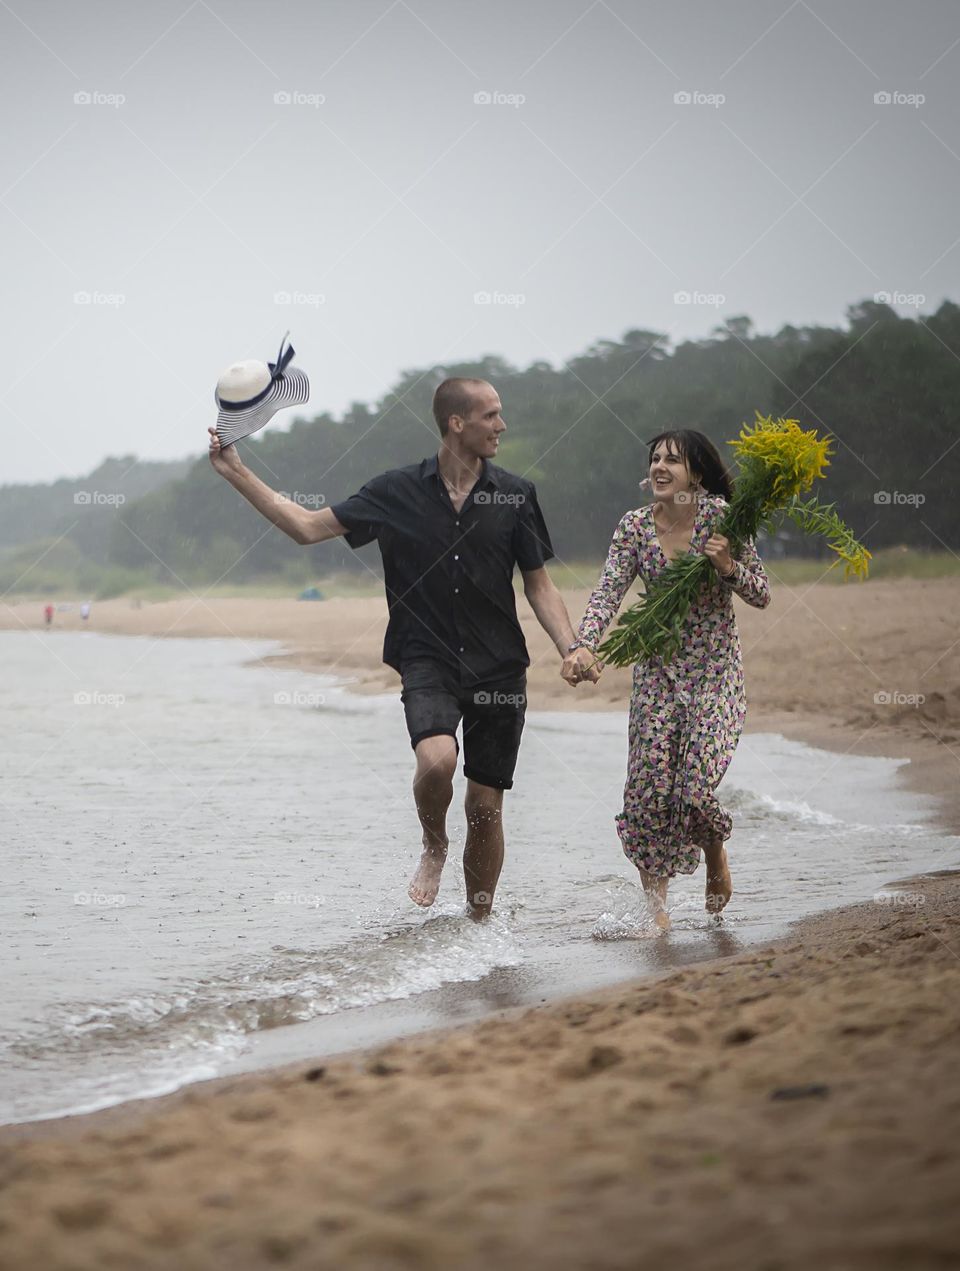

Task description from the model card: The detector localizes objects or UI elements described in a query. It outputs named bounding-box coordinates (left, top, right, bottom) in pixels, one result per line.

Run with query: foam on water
left=3, top=905, right=523, bottom=1123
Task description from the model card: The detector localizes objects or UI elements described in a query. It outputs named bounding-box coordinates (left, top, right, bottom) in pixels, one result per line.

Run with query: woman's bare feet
left=408, top=840, right=447, bottom=907
left=704, top=843, right=733, bottom=915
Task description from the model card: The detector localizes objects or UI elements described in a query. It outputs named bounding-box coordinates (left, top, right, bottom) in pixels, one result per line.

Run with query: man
left=207, top=378, right=596, bottom=917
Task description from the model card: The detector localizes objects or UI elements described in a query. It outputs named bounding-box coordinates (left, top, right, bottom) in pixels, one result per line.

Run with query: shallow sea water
left=2, top=629, right=956, bottom=1123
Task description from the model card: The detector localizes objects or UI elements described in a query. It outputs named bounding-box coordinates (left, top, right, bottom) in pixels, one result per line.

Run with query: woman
left=562, top=430, right=771, bottom=930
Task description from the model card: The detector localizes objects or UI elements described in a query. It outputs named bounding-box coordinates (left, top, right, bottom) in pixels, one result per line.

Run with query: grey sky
left=3, top=0, right=959, bottom=483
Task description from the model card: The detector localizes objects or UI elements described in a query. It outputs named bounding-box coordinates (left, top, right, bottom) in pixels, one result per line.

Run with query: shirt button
left=459, top=646, right=464, bottom=652
left=455, top=520, right=460, bottom=526
left=454, top=554, right=459, bottom=560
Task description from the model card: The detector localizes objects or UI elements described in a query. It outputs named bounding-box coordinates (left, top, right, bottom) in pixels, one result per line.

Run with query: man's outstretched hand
left=208, top=426, right=243, bottom=478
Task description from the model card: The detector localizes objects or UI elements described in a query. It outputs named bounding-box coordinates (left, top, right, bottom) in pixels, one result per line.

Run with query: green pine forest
left=2, top=298, right=957, bottom=598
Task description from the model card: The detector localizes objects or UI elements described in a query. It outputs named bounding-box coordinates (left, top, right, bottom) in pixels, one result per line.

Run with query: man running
left=208, top=378, right=594, bottom=916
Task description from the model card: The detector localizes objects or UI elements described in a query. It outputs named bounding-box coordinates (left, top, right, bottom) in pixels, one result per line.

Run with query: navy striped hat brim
left=215, top=368, right=310, bottom=447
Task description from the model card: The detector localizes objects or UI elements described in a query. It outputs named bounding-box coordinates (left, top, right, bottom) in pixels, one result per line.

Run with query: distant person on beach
left=43, top=603, right=54, bottom=626
left=561, top=430, right=770, bottom=931
left=80, top=602, right=91, bottom=623
left=208, top=378, right=589, bottom=917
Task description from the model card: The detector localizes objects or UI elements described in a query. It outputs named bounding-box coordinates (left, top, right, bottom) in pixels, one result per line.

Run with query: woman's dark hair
left=646, top=429, right=734, bottom=501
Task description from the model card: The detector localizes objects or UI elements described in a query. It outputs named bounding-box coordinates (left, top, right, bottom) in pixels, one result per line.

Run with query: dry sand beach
left=1, top=575, right=959, bottom=1269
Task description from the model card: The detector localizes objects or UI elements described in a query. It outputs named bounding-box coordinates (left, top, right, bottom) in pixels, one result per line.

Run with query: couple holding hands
left=209, top=369, right=770, bottom=931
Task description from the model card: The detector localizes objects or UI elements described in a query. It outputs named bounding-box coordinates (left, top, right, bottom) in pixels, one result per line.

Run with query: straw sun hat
left=214, top=332, right=310, bottom=446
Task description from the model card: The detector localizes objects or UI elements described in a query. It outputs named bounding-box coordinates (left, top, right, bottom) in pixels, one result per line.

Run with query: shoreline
left=4, top=581, right=959, bottom=834
left=0, top=730, right=951, bottom=1142
left=2, top=871, right=958, bottom=1268
left=2, top=859, right=956, bottom=1150
left=2, top=586, right=959, bottom=1265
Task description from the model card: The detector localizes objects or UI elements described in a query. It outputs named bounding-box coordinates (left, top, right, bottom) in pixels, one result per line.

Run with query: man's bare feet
left=465, top=890, right=493, bottom=921
left=705, top=843, right=733, bottom=915
left=408, top=841, right=447, bottom=907
left=653, top=908, right=671, bottom=932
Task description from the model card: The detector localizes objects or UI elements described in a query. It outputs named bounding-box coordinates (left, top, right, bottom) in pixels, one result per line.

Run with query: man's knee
left=414, top=735, right=458, bottom=792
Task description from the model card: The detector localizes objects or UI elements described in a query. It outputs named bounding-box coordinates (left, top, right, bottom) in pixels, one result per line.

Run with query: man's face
left=456, top=384, right=506, bottom=459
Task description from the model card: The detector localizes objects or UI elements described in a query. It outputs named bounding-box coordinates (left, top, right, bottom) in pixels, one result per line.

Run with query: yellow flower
left=730, top=413, right=833, bottom=506
left=828, top=541, right=872, bottom=580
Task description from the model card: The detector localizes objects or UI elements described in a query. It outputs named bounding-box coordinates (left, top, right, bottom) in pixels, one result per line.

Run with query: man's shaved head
left=432, top=378, right=490, bottom=436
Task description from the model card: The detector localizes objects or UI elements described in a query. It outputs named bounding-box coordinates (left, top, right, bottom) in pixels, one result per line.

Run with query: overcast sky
left=3, top=0, right=959, bottom=484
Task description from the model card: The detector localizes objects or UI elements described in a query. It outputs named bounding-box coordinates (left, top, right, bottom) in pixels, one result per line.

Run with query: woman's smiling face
left=649, top=440, right=697, bottom=503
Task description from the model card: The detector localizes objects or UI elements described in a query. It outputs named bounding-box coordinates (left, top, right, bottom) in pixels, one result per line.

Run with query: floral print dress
left=576, top=494, right=771, bottom=879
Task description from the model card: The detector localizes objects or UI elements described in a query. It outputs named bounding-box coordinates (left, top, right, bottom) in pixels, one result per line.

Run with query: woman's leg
left=702, top=829, right=732, bottom=914
left=621, top=669, right=676, bottom=930
left=637, top=865, right=671, bottom=931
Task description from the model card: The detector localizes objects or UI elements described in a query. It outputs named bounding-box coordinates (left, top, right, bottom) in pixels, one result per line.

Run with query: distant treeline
left=2, top=299, right=958, bottom=595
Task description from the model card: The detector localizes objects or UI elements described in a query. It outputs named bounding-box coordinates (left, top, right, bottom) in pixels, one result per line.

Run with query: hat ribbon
left=218, top=331, right=297, bottom=412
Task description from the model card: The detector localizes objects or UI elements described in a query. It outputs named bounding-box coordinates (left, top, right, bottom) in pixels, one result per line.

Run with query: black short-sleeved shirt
left=331, top=455, right=555, bottom=686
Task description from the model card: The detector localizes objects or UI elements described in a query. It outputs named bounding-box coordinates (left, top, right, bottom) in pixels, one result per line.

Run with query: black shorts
left=400, top=658, right=527, bottom=791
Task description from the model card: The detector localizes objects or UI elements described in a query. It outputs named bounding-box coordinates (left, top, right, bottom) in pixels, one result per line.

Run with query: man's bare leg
left=703, top=832, right=733, bottom=914
left=462, top=780, right=504, bottom=919
left=408, top=735, right=457, bottom=907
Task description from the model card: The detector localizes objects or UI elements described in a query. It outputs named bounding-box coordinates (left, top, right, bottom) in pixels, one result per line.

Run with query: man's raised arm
left=207, top=427, right=346, bottom=545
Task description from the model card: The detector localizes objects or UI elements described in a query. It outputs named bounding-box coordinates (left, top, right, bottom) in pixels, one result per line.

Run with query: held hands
left=560, top=646, right=602, bottom=687
left=208, top=426, right=243, bottom=477
left=703, top=533, right=735, bottom=577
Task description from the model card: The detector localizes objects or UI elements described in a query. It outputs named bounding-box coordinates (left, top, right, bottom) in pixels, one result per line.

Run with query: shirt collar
left=423, top=454, right=499, bottom=488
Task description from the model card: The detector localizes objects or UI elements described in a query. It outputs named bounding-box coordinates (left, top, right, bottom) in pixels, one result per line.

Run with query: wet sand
left=1, top=577, right=958, bottom=1268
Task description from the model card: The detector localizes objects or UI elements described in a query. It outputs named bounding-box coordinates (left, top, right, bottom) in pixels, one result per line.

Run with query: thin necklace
left=440, top=467, right=478, bottom=496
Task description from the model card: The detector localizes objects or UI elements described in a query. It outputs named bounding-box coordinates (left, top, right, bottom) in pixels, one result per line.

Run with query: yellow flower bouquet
left=597, top=413, right=872, bottom=666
